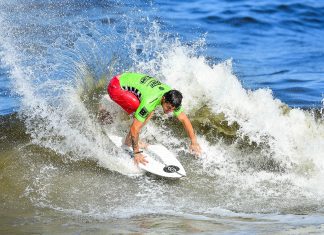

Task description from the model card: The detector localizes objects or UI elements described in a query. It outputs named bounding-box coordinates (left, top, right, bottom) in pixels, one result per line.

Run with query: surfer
left=107, top=72, right=201, bottom=165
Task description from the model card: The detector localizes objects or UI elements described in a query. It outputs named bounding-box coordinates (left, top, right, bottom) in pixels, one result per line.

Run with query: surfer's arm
left=125, top=119, right=143, bottom=151
left=143, top=111, right=154, bottom=127
left=125, top=118, right=148, bottom=165
left=177, top=112, right=201, bottom=156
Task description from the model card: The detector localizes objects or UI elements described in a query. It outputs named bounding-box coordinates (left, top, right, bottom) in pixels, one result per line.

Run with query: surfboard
left=108, top=134, right=186, bottom=178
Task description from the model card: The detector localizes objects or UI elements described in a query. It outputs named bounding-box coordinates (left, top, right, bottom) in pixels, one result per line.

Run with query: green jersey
left=119, top=72, right=184, bottom=122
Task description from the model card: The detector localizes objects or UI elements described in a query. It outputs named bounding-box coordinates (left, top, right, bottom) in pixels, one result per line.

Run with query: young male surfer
left=107, top=72, right=201, bottom=165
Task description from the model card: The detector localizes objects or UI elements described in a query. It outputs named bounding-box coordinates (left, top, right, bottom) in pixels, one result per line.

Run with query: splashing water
left=1, top=1, right=324, bottom=233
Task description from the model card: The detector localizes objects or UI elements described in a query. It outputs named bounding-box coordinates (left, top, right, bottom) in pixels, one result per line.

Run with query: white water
left=1, top=2, right=324, bottom=231
left=129, top=23, right=324, bottom=197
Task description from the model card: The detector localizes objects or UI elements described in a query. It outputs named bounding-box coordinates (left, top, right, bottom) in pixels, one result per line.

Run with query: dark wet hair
left=163, top=90, right=183, bottom=108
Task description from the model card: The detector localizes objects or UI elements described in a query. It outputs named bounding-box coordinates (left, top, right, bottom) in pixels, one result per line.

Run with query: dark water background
left=1, top=0, right=324, bottom=234
left=160, top=0, right=324, bottom=108
left=2, top=0, right=324, bottom=113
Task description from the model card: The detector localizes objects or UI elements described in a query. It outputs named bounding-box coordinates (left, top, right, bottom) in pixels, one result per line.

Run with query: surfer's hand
left=134, top=153, right=148, bottom=165
left=190, top=142, right=201, bottom=157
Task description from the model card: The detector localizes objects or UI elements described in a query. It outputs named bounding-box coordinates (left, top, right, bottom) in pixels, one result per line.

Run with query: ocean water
left=1, top=0, right=324, bottom=234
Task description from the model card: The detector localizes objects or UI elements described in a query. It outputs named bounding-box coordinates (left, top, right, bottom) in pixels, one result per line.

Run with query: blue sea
left=1, top=0, right=324, bottom=234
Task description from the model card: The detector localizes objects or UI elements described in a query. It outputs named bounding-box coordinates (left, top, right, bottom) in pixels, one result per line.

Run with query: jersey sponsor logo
left=140, top=76, right=154, bottom=84
left=149, top=80, right=162, bottom=88
left=159, top=86, right=164, bottom=90
left=139, top=107, right=149, bottom=118
left=140, top=75, right=162, bottom=88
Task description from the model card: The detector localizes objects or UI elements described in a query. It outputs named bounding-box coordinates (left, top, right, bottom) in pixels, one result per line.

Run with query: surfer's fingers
left=190, top=144, right=201, bottom=156
left=140, top=156, right=149, bottom=165
left=134, top=154, right=148, bottom=165
left=196, top=146, right=202, bottom=155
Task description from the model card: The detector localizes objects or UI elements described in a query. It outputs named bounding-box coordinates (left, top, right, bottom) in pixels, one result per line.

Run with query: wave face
left=0, top=0, right=324, bottom=234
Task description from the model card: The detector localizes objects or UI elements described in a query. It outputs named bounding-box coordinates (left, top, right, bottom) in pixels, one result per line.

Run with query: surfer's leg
left=107, top=76, right=140, bottom=114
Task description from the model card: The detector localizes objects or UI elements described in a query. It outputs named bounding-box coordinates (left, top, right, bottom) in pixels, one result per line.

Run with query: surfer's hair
left=163, top=90, right=183, bottom=108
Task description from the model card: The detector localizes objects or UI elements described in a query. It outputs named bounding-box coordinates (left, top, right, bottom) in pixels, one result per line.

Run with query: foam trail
left=128, top=23, right=324, bottom=196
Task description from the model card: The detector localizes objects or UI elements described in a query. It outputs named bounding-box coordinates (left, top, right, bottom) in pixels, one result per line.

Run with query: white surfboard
left=108, top=134, right=186, bottom=178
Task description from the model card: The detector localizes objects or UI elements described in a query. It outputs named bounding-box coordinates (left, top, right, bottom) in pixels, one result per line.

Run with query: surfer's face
left=162, top=99, right=176, bottom=114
